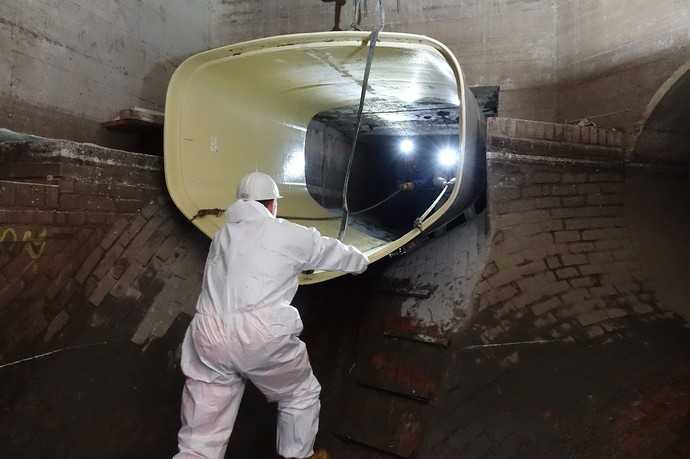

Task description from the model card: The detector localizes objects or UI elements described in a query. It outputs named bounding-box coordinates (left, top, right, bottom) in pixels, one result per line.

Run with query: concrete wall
left=556, top=0, right=690, bottom=130
left=211, top=0, right=690, bottom=134
left=0, top=0, right=212, bottom=150
left=1, top=1, right=687, bottom=149
left=211, top=0, right=561, bottom=122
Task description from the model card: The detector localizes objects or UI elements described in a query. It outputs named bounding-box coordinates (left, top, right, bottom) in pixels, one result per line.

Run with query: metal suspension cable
left=280, top=187, right=402, bottom=221
left=337, top=0, right=385, bottom=241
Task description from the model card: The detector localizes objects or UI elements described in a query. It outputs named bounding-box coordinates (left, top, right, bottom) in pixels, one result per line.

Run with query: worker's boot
left=309, top=450, right=330, bottom=459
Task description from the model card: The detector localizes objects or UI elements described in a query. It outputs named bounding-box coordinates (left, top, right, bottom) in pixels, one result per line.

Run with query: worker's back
left=195, top=199, right=314, bottom=318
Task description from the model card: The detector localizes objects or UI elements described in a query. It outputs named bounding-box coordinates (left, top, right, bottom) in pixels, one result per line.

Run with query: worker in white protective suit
left=174, top=171, right=369, bottom=459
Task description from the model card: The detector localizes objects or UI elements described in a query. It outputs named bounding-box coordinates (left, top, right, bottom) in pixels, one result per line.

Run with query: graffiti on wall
left=0, top=227, right=48, bottom=273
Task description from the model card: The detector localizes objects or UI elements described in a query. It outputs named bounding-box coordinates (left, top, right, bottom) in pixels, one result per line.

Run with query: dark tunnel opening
left=304, top=103, right=463, bottom=241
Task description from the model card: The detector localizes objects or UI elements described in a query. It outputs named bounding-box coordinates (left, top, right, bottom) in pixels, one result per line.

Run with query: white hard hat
left=236, top=171, right=283, bottom=200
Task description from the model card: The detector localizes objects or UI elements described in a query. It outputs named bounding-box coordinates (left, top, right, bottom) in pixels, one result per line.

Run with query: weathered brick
left=518, top=260, right=547, bottom=277
left=89, top=272, right=119, bottom=306
left=114, top=198, right=145, bottom=213
left=121, top=216, right=165, bottom=260
left=522, top=185, right=546, bottom=197
left=569, top=276, right=595, bottom=288
left=577, top=310, right=609, bottom=326
left=568, top=242, right=596, bottom=253
left=531, top=172, right=561, bottom=184
left=85, top=196, right=116, bottom=211
left=550, top=206, right=621, bottom=219
left=481, top=283, right=519, bottom=309
left=482, top=261, right=499, bottom=279
left=0, top=181, right=16, bottom=205
left=67, top=212, right=86, bottom=225
left=73, top=181, right=102, bottom=195
left=600, top=183, right=624, bottom=193
left=60, top=193, right=83, bottom=210
left=590, top=285, right=617, bottom=297
left=0, top=279, right=24, bottom=305
left=116, top=216, right=147, bottom=247
left=578, top=183, right=600, bottom=194
left=579, top=264, right=608, bottom=276
left=556, top=267, right=579, bottom=280
left=140, top=201, right=159, bottom=219
left=561, top=196, right=586, bottom=207
left=555, top=231, right=580, bottom=243
left=595, top=240, right=624, bottom=251
left=491, top=186, right=521, bottom=202
left=534, top=313, right=557, bottom=328
left=632, top=304, right=654, bottom=314
left=531, top=297, right=562, bottom=316
left=495, top=210, right=550, bottom=227
left=45, top=186, right=59, bottom=208
left=43, top=310, right=70, bottom=342
left=587, top=193, right=623, bottom=206
left=585, top=325, right=605, bottom=338
left=581, top=228, right=624, bottom=241
left=564, top=125, right=580, bottom=143
left=588, top=172, right=623, bottom=183
left=580, top=126, right=591, bottom=144
left=612, top=249, right=633, bottom=261
left=562, top=173, right=588, bottom=183
left=561, top=254, right=587, bottom=266
left=497, top=198, right=559, bottom=214
left=111, top=263, right=145, bottom=299
left=2, top=249, right=35, bottom=280
left=546, top=256, right=561, bottom=269
left=86, top=212, right=109, bottom=225
left=550, top=184, right=579, bottom=196
left=75, top=246, right=104, bottom=284
left=58, top=178, right=75, bottom=193
left=568, top=217, right=623, bottom=230
left=92, top=243, right=125, bottom=279
left=15, top=182, right=46, bottom=207
left=588, top=251, right=614, bottom=264
left=514, top=219, right=563, bottom=236
left=101, top=218, right=129, bottom=250
left=607, top=308, right=628, bottom=319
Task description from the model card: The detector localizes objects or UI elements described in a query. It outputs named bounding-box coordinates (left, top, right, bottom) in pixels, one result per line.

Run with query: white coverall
left=175, top=199, right=368, bottom=459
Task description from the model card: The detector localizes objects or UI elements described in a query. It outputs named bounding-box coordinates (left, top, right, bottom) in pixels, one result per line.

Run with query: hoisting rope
left=337, top=0, right=385, bottom=241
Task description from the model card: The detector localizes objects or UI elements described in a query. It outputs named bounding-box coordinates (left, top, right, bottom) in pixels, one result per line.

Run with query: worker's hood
left=225, top=199, right=273, bottom=224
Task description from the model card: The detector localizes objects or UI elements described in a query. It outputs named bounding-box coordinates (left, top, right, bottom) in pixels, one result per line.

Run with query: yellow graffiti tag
left=0, top=227, right=48, bottom=273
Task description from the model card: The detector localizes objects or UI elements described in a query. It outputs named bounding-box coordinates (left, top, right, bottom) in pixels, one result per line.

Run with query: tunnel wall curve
left=631, top=60, right=690, bottom=164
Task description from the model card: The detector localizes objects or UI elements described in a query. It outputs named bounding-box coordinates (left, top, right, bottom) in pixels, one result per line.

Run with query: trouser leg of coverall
left=174, top=377, right=246, bottom=459
left=249, top=336, right=321, bottom=459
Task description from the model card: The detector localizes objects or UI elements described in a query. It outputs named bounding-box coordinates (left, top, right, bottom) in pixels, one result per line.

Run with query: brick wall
left=0, top=133, right=209, bottom=360
left=316, top=118, right=689, bottom=459
left=0, top=131, right=210, bottom=457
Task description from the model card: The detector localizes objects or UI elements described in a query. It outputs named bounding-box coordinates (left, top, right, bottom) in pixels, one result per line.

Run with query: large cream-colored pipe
left=165, top=32, right=483, bottom=284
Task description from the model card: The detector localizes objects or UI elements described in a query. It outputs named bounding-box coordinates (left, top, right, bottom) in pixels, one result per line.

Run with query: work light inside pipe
left=438, top=147, right=458, bottom=167
left=400, top=138, right=414, bottom=155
